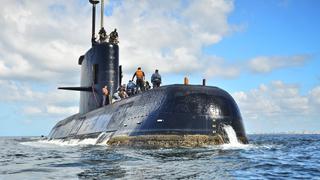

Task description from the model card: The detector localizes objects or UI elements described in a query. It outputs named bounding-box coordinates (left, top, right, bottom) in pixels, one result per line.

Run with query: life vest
left=135, top=70, right=144, bottom=79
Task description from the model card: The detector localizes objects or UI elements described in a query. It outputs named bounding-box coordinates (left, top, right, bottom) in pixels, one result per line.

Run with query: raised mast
left=100, top=0, right=104, bottom=29
left=89, top=0, right=99, bottom=45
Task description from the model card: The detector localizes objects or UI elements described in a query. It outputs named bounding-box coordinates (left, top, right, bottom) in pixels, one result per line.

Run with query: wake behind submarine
left=48, top=0, right=248, bottom=147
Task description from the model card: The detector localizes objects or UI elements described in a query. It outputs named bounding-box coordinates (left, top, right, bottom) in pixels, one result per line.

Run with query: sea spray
left=21, top=132, right=110, bottom=147
left=223, top=124, right=241, bottom=145
left=218, top=124, right=253, bottom=150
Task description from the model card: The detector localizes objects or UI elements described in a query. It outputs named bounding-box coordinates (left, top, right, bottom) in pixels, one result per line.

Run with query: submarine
left=48, top=0, right=248, bottom=147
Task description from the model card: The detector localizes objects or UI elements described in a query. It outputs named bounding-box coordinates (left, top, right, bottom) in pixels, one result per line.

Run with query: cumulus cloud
left=46, top=105, right=78, bottom=116
left=0, top=80, right=78, bottom=118
left=23, top=106, right=42, bottom=115
left=0, top=0, right=239, bottom=85
left=309, top=86, right=320, bottom=105
left=105, top=0, right=238, bottom=77
left=203, top=56, right=240, bottom=78
left=0, top=0, right=89, bottom=83
left=0, top=0, right=241, bottom=124
left=248, top=54, right=312, bottom=73
left=232, top=81, right=319, bottom=121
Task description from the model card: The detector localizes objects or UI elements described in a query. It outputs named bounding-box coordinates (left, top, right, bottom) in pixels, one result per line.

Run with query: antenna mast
left=101, top=0, right=104, bottom=29
left=89, top=0, right=99, bottom=45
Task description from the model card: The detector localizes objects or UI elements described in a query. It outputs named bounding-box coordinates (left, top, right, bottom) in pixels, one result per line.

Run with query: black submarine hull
left=48, top=84, right=248, bottom=146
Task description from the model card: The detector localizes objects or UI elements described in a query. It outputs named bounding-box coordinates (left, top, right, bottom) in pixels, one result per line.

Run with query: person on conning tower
left=98, top=27, right=108, bottom=42
left=109, top=28, right=119, bottom=44
left=132, top=67, right=145, bottom=92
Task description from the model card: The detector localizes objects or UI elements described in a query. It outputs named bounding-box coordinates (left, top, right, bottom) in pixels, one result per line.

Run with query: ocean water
left=0, top=134, right=320, bottom=180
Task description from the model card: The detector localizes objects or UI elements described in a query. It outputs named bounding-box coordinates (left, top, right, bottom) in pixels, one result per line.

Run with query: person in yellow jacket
left=132, top=67, right=145, bottom=92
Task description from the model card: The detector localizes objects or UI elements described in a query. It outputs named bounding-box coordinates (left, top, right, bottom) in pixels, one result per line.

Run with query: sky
left=0, top=0, right=319, bottom=136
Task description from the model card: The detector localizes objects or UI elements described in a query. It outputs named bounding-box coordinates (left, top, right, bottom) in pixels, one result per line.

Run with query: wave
left=20, top=132, right=110, bottom=148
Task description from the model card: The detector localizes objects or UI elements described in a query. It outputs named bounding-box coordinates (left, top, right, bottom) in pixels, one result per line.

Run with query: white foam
left=219, top=125, right=250, bottom=149
left=223, top=125, right=241, bottom=144
left=21, top=132, right=110, bottom=148
left=220, top=142, right=253, bottom=150
left=94, top=132, right=110, bottom=144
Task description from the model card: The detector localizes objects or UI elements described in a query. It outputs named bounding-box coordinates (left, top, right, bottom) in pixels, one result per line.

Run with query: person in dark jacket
left=98, top=27, right=108, bottom=42
left=109, top=28, right=119, bottom=44
left=126, top=80, right=136, bottom=96
left=151, top=69, right=161, bottom=88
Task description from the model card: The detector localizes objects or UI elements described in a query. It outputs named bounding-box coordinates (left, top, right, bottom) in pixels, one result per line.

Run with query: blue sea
left=0, top=134, right=320, bottom=180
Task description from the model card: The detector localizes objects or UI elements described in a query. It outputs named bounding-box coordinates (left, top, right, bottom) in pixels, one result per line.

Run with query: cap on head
left=138, top=67, right=141, bottom=70
left=155, top=69, right=159, bottom=73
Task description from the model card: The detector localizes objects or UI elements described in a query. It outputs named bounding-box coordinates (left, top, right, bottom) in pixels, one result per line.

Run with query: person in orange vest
left=132, top=67, right=145, bottom=92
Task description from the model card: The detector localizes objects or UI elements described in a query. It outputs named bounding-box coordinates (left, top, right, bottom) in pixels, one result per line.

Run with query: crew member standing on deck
left=132, top=67, right=145, bottom=92
left=151, top=69, right=161, bottom=88
left=126, top=80, right=136, bottom=96
left=102, top=85, right=109, bottom=106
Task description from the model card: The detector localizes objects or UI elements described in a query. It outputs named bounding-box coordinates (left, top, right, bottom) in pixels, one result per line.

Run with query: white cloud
left=46, top=105, right=78, bottom=116
left=105, top=0, right=238, bottom=77
left=0, top=0, right=88, bottom=83
left=0, top=0, right=239, bottom=84
left=0, top=80, right=78, bottom=102
left=23, top=106, right=42, bottom=115
left=0, top=80, right=79, bottom=118
left=248, top=54, right=312, bottom=73
left=232, top=81, right=319, bottom=121
left=203, top=56, right=240, bottom=78
left=309, top=86, right=320, bottom=105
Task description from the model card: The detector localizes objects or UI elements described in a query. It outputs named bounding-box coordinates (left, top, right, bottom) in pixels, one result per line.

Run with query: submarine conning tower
left=79, top=43, right=119, bottom=114
left=59, top=0, right=120, bottom=114
left=80, top=0, right=120, bottom=114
